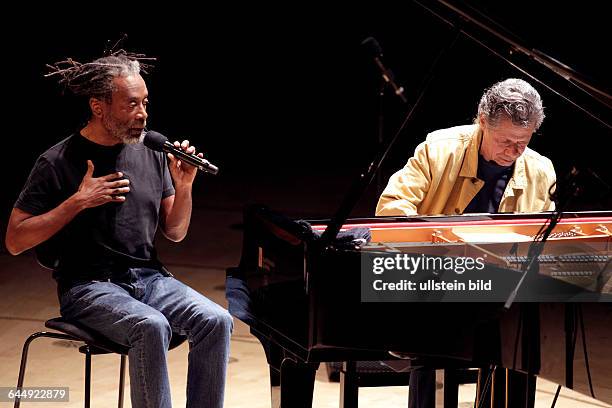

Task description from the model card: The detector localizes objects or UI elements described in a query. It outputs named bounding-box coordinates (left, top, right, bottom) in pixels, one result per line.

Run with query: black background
left=2, top=1, right=610, bottom=228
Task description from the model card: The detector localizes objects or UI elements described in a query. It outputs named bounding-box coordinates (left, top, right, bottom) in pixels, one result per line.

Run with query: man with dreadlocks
left=5, top=51, right=232, bottom=408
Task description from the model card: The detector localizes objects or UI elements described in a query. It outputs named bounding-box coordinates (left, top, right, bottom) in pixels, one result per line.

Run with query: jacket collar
left=459, top=125, right=482, bottom=178
left=459, top=125, right=527, bottom=189
left=509, top=152, right=527, bottom=189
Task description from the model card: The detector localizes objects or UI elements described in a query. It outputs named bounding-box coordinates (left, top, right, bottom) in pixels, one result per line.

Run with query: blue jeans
left=59, top=267, right=233, bottom=408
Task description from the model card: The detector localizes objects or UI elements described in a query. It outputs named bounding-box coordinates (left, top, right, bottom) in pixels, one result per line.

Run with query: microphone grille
left=361, top=36, right=383, bottom=58
left=143, top=130, right=168, bottom=152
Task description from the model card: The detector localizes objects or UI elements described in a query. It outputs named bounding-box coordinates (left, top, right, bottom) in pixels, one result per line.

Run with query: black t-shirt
left=15, top=133, right=175, bottom=284
left=464, top=154, right=514, bottom=214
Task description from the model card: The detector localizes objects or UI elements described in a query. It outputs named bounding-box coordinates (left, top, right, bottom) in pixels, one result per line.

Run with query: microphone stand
left=503, top=212, right=562, bottom=310
left=503, top=167, right=580, bottom=310
left=502, top=167, right=581, bottom=399
left=320, top=31, right=460, bottom=247
left=373, top=57, right=408, bottom=104
left=376, top=78, right=386, bottom=196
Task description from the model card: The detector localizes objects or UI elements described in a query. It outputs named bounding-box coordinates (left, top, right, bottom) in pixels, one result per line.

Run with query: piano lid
left=415, top=0, right=611, bottom=128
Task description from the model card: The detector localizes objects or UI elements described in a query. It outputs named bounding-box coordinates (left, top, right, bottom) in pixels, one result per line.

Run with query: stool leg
left=14, top=333, right=42, bottom=408
left=118, top=355, right=127, bottom=408
left=14, top=332, right=76, bottom=408
left=84, top=348, right=91, bottom=408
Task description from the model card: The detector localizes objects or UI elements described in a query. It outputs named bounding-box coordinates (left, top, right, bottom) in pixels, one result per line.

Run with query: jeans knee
left=215, top=309, right=234, bottom=335
left=195, top=308, right=233, bottom=338
left=132, top=314, right=172, bottom=343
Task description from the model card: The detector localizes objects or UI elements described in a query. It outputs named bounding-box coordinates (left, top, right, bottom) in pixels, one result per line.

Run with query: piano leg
left=250, top=329, right=319, bottom=407
left=276, top=357, right=318, bottom=408
left=435, top=369, right=473, bottom=408
left=435, top=369, right=459, bottom=408
left=260, top=335, right=283, bottom=407
left=270, top=365, right=281, bottom=408
left=340, top=361, right=359, bottom=408
left=408, top=368, right=436, bottom=408
left=410, top=367, right=479, bottom=407
left=506, top=369, right=536, bottom=408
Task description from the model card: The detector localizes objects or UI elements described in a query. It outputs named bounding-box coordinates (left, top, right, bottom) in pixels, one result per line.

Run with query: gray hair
left=477, top=78, right=545, bottom=130
left=46, top=50, right=153, bottom=101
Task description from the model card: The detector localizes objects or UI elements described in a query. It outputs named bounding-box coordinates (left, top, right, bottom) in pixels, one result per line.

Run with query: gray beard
left=103, top=116, right=144, bottom=145
left=122, top=130, right=145, bottom=145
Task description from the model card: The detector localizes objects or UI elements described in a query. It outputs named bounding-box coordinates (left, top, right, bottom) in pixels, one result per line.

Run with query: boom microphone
left=361, top=36, right=407, bottom=103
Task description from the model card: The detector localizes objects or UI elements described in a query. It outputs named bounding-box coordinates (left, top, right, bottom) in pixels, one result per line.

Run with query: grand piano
left=228, top=208, right=612, bottom=407
left=226, top=1, right=612, bottom=407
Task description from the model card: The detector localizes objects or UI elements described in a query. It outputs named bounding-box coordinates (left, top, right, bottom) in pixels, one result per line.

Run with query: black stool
left=14, top=317, right=187, bottom=408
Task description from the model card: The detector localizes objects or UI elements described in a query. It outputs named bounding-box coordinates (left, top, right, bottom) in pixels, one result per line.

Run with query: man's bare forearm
left=6, top=195, right=85, bottom=255
left=162, top=186, right=192, bottom=242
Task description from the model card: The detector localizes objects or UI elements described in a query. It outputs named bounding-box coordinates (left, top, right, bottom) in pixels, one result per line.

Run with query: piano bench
left=327, top=361, right=479, bottom=408
left=326, top=361, right=411, bottom=386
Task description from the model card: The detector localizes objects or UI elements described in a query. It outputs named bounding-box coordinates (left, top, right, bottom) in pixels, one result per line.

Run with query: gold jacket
left=376, top=124, right=556, bottom=216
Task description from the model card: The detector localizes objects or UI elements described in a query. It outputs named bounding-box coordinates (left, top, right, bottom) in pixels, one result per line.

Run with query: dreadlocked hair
left=45, top=49, right=156, bottom=101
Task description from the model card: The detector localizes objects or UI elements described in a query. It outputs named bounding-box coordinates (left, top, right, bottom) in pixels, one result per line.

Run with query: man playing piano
left=376, top=78, right=555, bottom=217
left=376, top=78, right=556, bottom=407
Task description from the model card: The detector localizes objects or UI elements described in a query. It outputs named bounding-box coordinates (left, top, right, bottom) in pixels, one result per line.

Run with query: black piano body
left=227, top=206, right=612, bottom=407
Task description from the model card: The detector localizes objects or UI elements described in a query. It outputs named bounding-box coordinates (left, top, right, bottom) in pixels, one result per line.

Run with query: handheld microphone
left=361, top=37, right=408, bottom=103
left=143, top=130, right=219, bottom=175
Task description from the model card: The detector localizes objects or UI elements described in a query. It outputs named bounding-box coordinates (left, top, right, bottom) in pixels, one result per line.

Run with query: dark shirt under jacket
left=464, top=154, right=514, bottom=214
